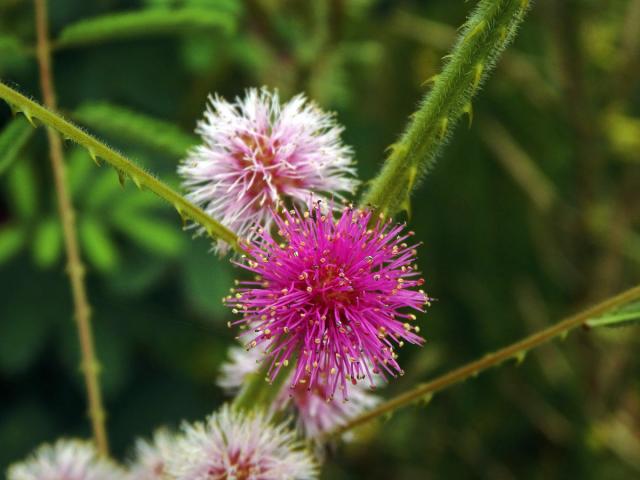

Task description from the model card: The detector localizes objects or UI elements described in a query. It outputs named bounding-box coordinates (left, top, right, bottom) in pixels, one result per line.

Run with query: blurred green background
left=1, top=0, right=640, bottom=478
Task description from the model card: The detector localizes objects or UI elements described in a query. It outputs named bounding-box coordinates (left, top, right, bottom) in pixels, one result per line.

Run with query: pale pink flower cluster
left=8, top=409, right=316, bottom=480
left=127, top=429, right=174, bottom=480
left=179, top=88, right=358, bottom=253
left=167, top=405, right=317, bottom=480
left=7, top=439, right=124, bottom=480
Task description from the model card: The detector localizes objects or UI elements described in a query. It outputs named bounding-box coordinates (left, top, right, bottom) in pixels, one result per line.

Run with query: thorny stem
left=232, top=360, right=292, bottom=413
left=362, top=0, right=530, bottom=215
left=0, top=83, right=241, bottom=250
left=325, top=283, right=640, bottom=439
left=34, top=0, right=108, bottom=454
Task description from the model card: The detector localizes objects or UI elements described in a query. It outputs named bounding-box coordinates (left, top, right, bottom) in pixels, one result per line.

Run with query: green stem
left=34, top=0, right=109, bottom=454
left=233, top=360, right=292, bottom=412
left=0, top=82, right=242, bottom=251
left=324, top=283, right=640, bottom=439
left=362, top=0, right=530, bottom=215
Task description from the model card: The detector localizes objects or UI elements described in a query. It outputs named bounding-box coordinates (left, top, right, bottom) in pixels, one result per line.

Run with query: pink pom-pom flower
left=179, top=88, right=358, bottom=253
left=127, top=429, right=176, bottom=480
left=166, top=405, right=316, bottom=480
left=225, top=203, right=428, bottom=400
left=7, top=439, right=124, bottom=480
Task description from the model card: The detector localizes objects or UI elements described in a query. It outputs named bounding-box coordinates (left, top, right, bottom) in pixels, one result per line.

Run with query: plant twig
left=34, top=0, right=108, bottom=454
left=0, top=82, right=241, bottom=251
left=362, top=0, right=531, bottom=215
left=325, top=283, right=640, bottom=438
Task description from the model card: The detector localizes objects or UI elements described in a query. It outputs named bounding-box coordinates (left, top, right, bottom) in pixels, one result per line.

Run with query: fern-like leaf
left=74, top=102, right=197, bottom=158
left=587, top=301, right=640, bottom=329
left=55, top=8, right=237, bottom=49
left=0, top=117, right=34, bottom=175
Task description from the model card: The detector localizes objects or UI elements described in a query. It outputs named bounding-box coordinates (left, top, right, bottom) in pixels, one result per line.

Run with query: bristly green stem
left=362, top=0, right=530, bottom=215
left=232, top=360, right=292, bottom=413
left=0, top=82, right=242, bottom=252
left=34, top=0, right=108, bottom=454
left=324, top=283, right=640, bottom=439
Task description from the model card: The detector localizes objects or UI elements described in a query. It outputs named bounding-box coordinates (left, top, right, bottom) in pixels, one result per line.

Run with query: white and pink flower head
left=179, top=88, right=358, bottom=253
left=166, top=404, right=317, bottom=480
left=127, top=429, right=176, bottom=480
left=7, top=439, right=124, bottom=480
left=226, top=202, right=429, bottom=401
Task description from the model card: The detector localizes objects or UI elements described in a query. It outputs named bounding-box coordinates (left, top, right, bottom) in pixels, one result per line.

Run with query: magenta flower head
left=179, top=88, right=358, bottom=253
left=225, top=202, right=428, bottom=400
left=167, top=405, right=317, bottom=480
left=7, top=439, right=124, bottom=480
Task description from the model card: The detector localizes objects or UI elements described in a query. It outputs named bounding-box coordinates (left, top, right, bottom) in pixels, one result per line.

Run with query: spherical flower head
left=217, top=345, right=380, bottom=439
left=226, top=203, right=428, bottom=401
left=166, top=404, right=317, bottom=480
left=179, top=88, right=358, bottom=253
left=7, top=439, right=124, bottom=480
left=128, top=429, right=176, bottom=480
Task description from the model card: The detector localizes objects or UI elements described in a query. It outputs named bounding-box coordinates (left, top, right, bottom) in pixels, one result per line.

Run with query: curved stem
left=0, top=82, right=242, bottom=251
left=34, top=0, right=108, bottom=454
left=362, top=0, right=530, bottom=215
left=325, top=283, right=640, bottom=439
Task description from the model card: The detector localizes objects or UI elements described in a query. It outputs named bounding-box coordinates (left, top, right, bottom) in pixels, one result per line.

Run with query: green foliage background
left=1, top=0, right=640, bottom=478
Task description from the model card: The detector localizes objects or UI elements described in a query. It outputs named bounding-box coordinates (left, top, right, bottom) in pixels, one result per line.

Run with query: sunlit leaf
left=0, top=226, right=26, bottom=264
left=5, top=161, right=37, bottom=220
left=587, top=301, right=640, bottom=329
left=67, top=147, right=95, bottom=196
left=80, top=217, right=119, bottom=272
left=0, top=116, right=34, bottom=176
left=56, top=8, right=237, bottom=49
left=31, top=217, right=63, bottom=268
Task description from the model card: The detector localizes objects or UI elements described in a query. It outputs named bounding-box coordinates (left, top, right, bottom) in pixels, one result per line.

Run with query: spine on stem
left=0, top=82, right=241, bottom=251
left=362, top=0, right=530, bottom=215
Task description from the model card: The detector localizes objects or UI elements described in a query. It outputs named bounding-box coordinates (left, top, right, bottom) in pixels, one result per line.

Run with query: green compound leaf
left=0, top=226, right=26, bottom=264
left=0, top=116, right=34, bottom=176
left=32, top=217, right=63, bottom=268
left=74, top=102, right=197, bottom=158
left=6, top=161, right=37, bottom=220
left=56, top=8, right=237, bottom=50
left=111, top=213, right=184, bottom=257
left=80, top=217, right=120, bottom=272
left=587, top=301, right=640, bottom=329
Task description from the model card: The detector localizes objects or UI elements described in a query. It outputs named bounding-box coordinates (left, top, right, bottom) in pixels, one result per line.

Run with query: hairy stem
left=0, top=83, right=241, bottom=251
left=34, top=0, right=108, bottom=454
left=326, top=283, right=640, bottom=438
left=362, top=0, right=530, bottom=215
left=232, top=360, right=292, bottom=413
